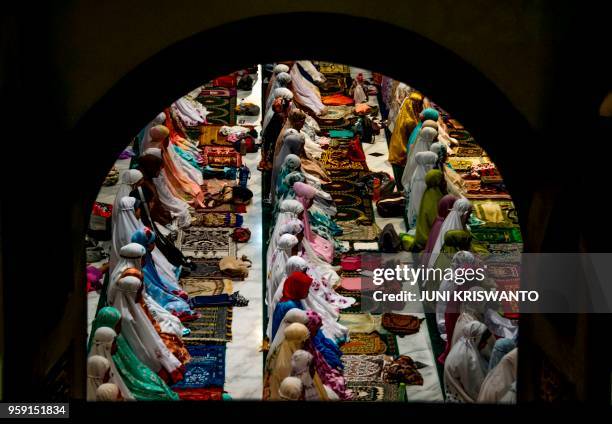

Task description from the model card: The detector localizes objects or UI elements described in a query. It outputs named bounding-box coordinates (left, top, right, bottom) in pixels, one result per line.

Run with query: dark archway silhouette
left=5, top=12, right=543, bottom=401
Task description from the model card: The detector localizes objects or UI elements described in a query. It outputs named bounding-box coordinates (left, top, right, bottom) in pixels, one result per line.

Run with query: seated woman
left=388, top=91, right=424, bottom=168
left=422, top=194, right=458, bottom=259
left=303, top=310, right=350, bottom=399
left=131, top=227, right=198, bottom=321
left=111, top=275, right=185, bottom=384
left=265, top=64, right=290, bottom=104
left=88, top=306, right=179, bottom=400
left=276, top=109, right=324, bottom=162
left=444, top=321, right=490, bottom=403
left=272, top=153, right=302, bottom=206
left=141, top=148, right=192, bottom=229
left=277, top=129, right=331, bottom=186
left=90, top=327, right=135, bottom=400
left=136, top=153, right=172, bottom=226
left=112, top=169, right=144, bottom=230
left=270, top=257, right=349, bottom=344
left=137, top=112, right=166, bottom=155
left=96, top=383, right=121, bottom=401
left=87, top=355, right=111, bottom=401
left=293, top=182, right=334, bottom=263
left=289, top=63, right=326, bottom=116
left=477, top=347, right=518, bottom=404
left=153, top=122, right=205, bottom=207
left=265, top=71, right=292, bottom=115
left=427, top=197, right=473, bottom=267
left=279, top=377, right=303, bottom=401
left=112, top=196, right=181, bottom=288
left=261, top=88, right=294, bottom=171
left=267, top=234, right=300, bottom=326
left=430, top=142, right=466, bottom=197
left=267, top=199, right=305, bottom=263
left=271, top=270, right=313, bottom=340
left=264, top=322, right=311, bottom=400
left=402, top=126, right=438, bottom=194
left=405, top=151, right=439, bottom=230
left=414, top=170, right=446, bottom=251
left=290, top=349, right=329, bottom=401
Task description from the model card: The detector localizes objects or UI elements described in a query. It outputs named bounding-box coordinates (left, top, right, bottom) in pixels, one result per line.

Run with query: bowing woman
left=130, top=227, right=198, bottom=321
left=112, top=276, right=185, bottom=384
left=88, top=306, right=179, bottom=400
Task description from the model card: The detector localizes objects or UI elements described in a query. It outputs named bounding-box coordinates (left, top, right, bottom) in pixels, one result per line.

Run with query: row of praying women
left=436, top=251, right=518, bottom=403
left=89, top=89, right=219, bottom=400
left=382, top=78, right=519, bottom=404
left=262, top=62, right=358, bottom=400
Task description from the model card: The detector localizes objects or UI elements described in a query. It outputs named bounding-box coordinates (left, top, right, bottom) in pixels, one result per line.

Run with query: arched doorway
left=4, top=12, right=544, bottom=401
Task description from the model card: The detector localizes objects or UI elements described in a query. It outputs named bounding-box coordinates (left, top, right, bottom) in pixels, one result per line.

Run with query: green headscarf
left=407, top=107, right=439, bottom=150
left=89, top=307, right=179, bottom=401
left=413, top=170, right=445, bottom=250
left=431, top=230, right=474, bottom=272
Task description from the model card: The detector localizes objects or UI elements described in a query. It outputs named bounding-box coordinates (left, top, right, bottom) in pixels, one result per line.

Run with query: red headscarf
left=280, top=271, right=313, bottom=302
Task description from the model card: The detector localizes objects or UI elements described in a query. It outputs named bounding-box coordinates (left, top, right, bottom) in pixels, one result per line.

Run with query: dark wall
left=1, top=0, right=610, bottom=401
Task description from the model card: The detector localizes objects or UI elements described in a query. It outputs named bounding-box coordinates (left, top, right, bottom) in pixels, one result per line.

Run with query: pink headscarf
left=422, top=195, right=457, bottom=256
left=293, top=182, right=317, bottom=200
left=292, top=182, right=334, bottom=262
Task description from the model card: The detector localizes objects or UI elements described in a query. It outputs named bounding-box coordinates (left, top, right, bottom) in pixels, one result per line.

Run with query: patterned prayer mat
left=495, top=279, right=521, bottom=315
left=320, top=148, right=368, bottom=171
left=188, top=259, right=224, bottom=278
left=347, top=381, right=400, bottom=402
left=173, top=387, right=223, bottom=401
left=472, top=200, right=519, bottom=227
left=342, top=355, right=386, bottom=383
left=198, top=125, right=225, bottom=146
left=485, top=243, right=523, bottom=261
left=196, top=89, right=236, bottom=126
left=192, top=212, right=243, bottom=228
left=175, top=227, right=236, bottom=259
left=341, top=332, right=388, bottom=355
left=196, top=202, right=247, bottom=214
left=318, top=62, right=351, bottom=76
left=337, top=221, right=381, bottom=241
left=201, top=146, right=242, bottom=168
left=486, top=262, right=521, bottom=280
left=471, top=226, right=523, bottom=243
left=180, top=277, right=233, bottom=297
left=172, top=344, right=226, bottom=389
left=183, top=306, right=233, bottom=343
left=455, top=146, right=483, bottom=157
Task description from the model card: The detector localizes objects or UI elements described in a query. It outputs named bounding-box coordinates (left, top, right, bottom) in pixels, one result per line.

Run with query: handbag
left=356, top=172, right=395, bottom=197
left=340, top=255, right=361, bottom=271
left=382, top=355, right=424, bottom=386
left=381, top=313, right=424, bottom=336
left=376, top=195, right=405, bottom=218
left=378, top=223, right=401, bottom=253
left=219, top=255, right=252, bottom=278
left=232, top=228, right=251, bottom=243
left=232, top=186, right=253, bottom=204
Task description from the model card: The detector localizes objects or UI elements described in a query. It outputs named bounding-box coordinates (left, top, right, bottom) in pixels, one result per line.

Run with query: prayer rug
left=485, top=243, right=523, bottom=260
left=486, top=263, right=521, bottom=280
left=341, top=332, right=388, bottom=355
left=379, top=332, right=400, bottom=357
left=346, top=381, right=400, bottom=402
left=319, top=76, right=349, bottom=96
left=192, top=212, right=243, bottom=228
left=318, top=62, right=351, bottom=75
left=471, top=226, right=523, bottom=243
left=448, top=157, right=484, bottom=171
left=336, top=288, right=364, bottom=314
left=175, top=227, right=236, bottom=259
left=320, top=147, right=368, bottom=171
left=322, top=94, right=354, bottom=106
left=472, top=200, right=518, bottom=227
left=495, top=279, right=521, bottom=316
left=180, top=277, right=233, bottom=297
left=196, top=89, right=237, bottom=126
left=171, top=344, right=226, bottom=389
left=339, top=313, right=383, bottom=333
left=201, top=146, right=242, bottom=168
left=198, top=125, right=224, bottom=146
left=188, top=259, right=224, bottom=278
left=337, top=222, right=381, bottom=241
left=455, top=146, right=483, bottom=157
left=173, top=387, right=223, bottom=400
left=183, top=306, right=233, bottom=343
left=342, top=355, right=386, bottom=383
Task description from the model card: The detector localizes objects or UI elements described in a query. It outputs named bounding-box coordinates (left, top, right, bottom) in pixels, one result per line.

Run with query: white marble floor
left=224, top=66, right=263, bottom=399
left=352, top=67, right=444, bottom=402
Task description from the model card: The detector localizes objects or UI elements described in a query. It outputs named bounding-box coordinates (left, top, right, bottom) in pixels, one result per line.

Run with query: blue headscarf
left=488, top=338, right=516, bottom=371
left=131, top=228, right=197, bottom=320
left=271, top=300, right=303, bottom=340
left=407, top=107, right=439, bottom=151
